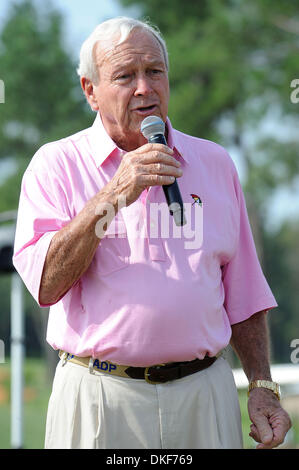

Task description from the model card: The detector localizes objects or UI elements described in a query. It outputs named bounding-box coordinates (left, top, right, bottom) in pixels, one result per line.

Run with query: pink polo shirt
left=13, top=114, right=277, bottom=366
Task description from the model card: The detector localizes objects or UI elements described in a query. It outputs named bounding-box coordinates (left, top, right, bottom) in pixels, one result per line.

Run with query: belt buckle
left=144, top=364, right=166, bottom=384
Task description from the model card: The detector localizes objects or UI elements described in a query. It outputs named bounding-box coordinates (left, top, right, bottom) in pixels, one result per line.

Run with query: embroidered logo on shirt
left=190, top=194, right=202, bottom=207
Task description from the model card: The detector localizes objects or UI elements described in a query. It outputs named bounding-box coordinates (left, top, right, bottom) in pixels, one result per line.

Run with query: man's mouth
left=133, top=104, right=157, bottom=114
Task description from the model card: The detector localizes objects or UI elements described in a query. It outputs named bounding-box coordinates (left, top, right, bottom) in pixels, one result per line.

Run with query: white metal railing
left=233, top=364, right=299, bottom=392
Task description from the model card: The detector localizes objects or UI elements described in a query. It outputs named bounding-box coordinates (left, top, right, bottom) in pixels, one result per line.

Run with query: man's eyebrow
left=143, top=57, right=166, bottom=67
left=111, top=57, right=166, bottom=72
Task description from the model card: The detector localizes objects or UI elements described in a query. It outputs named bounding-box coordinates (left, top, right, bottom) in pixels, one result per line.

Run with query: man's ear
left=80, top=77, right=99, bottom=111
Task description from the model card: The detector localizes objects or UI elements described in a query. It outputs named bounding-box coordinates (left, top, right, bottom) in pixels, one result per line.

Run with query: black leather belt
left=126, top=356, right=217, bottom=384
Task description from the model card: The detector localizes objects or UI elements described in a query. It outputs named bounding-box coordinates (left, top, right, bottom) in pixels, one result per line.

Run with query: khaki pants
left=44, top=355, right=243, bottom=449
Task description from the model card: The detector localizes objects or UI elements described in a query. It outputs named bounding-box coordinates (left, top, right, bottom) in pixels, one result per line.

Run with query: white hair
left=77, top=16, right=169, bottom=84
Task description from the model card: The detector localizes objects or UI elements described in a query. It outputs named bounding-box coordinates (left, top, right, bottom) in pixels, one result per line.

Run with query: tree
left=0, top=0, right=91, bottom=210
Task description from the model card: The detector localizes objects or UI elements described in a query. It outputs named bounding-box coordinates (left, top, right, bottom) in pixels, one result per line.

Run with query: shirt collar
left=89, top=113, right=123, bottom=168
left=89, top=113, right=189, bottom=168
left=166, top=117, right=190, bottom=164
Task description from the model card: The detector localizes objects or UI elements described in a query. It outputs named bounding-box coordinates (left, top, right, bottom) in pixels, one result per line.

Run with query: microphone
left=141, top=115, right=186, bottom=226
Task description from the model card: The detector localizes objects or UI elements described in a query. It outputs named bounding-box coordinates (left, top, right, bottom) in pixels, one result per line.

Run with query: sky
left=0, top=0, right=140, bottom=56
left=0, top=0, right=298, bottom=230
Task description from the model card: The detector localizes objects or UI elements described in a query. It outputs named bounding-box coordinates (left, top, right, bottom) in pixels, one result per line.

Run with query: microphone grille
left=141, top=115, right=165, bottom=140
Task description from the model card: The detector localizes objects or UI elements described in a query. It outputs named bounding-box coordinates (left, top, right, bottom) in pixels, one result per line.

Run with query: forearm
left=230, top=310, right=272, bottom=382
left=39, top=183, right=120, bottom=305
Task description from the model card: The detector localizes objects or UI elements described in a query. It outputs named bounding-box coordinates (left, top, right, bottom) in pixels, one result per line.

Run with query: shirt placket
left=142, top=187, right=166, bottom=262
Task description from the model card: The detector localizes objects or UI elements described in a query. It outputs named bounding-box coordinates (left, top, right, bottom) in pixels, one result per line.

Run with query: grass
left=0, top=358, right=51, bottom=449
left=0, top=358, right=298, bottom=449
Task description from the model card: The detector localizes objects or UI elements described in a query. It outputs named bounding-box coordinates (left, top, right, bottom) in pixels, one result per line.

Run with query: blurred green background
left=0, top=0, right=299, bottom=449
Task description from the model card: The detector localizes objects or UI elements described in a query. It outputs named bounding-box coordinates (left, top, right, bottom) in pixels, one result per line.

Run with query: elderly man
left=13, top=17, right=291, bottom=449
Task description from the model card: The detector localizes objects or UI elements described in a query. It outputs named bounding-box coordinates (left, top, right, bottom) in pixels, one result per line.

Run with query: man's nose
left=134, top=75, right=153, bottom=96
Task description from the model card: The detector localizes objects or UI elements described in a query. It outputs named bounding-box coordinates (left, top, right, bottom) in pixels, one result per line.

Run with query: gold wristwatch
left=248, top=380, right=281, bottom=400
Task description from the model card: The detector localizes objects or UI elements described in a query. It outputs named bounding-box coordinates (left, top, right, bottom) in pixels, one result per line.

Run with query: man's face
left=83, top=28, right=169, bottom=151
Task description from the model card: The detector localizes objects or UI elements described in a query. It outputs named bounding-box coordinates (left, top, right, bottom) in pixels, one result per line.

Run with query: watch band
left=248, top=380, right=281, bottom=400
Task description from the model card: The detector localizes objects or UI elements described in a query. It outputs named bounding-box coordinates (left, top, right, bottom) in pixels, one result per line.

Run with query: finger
left=147, top=162, right=183, bottom=178
left=267, top=413, right=292, bottom=447
left=126, top=150, right=180, bottom=171
left=256, top=439, right=279, bottom=450
left=140, top=173, right=176, bottom=187
left=136, top=156, right=181, bottom=173
left=252, top=414, right=273, bottom=446
left=249, top=424, right=261, bottom=443
left=136, top=142, right=174, bottom=155
left=143, top=151, right=180, bottom=167
left=255, top=427, right=287, bottom=449
left=249, top=424, right=276, bottom=449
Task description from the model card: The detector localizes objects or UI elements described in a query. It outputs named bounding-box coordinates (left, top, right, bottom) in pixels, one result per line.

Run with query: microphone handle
left=148, top=133, right=185, bottom=226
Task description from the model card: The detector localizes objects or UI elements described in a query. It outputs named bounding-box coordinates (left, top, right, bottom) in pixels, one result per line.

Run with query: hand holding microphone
left=107, top=116, right=185, bottom=226
left=141, top=115, right=186, bottom=226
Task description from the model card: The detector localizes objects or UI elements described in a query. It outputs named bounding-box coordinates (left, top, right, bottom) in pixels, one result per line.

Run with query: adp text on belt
left=59, top=351, right=217, bottom=384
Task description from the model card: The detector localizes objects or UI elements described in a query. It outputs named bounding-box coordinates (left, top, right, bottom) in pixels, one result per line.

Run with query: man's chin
left=115, top=127, right=146, bottom=151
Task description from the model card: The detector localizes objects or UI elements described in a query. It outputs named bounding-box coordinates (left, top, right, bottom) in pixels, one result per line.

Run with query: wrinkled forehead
left=93, top=28, right=166, bottom=70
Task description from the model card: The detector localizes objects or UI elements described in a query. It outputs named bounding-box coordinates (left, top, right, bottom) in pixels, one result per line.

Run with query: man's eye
left=117, top=74, right=131, bottom=80
left=149, top=69, right=163, bottom=76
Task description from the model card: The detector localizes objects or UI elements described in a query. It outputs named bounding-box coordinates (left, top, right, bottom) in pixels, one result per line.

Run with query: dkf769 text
left=150, top=454, right=192, bottom=465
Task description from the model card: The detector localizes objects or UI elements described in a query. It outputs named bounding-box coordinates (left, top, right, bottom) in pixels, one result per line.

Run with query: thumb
left=253, top=414, right=273, bottom=445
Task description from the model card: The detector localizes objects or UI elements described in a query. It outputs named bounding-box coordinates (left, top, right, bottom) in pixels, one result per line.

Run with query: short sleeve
left=13, top=147, right=72, bottom=307
left=222, top=169, right=277, bottom=325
